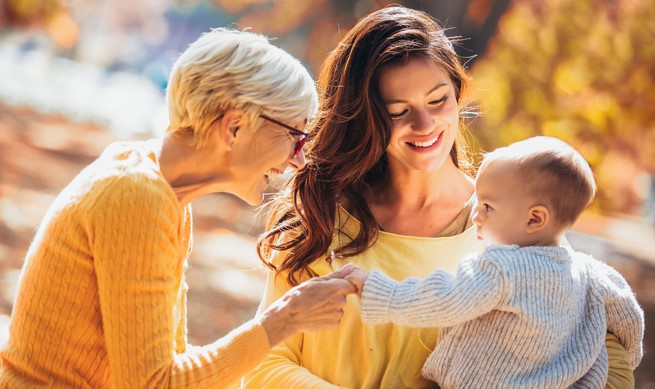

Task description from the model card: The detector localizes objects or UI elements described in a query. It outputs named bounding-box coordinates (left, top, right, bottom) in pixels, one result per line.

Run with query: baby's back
left=424, top=245, right=608, bottom=389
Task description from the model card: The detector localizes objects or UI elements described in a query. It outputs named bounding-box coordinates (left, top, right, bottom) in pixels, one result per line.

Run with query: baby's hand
left=345, top=266, right=370, bottom=298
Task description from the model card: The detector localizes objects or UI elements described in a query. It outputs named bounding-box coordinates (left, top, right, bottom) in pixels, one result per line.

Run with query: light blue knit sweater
left=360, top=244, right=644, bottom=389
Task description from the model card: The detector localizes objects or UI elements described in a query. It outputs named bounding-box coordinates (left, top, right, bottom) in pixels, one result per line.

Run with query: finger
left=344, top=276, right=362, bottom=294
left=326, top=278, right=357, bottom=295
left=344, top=273, right=362, bottom=284
left=320, top=263, right=355, bottom=281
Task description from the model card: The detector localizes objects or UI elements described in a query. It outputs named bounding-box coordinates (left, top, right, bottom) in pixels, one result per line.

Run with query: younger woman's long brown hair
left=258, top=5, right=472, bottom=286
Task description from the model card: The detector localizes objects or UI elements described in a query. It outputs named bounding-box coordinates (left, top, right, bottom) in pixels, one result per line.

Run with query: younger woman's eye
left=429, top=95, right=448, bottom=106
left=484, top=204, right=492, bottom=212
left=389, top=109, right=409, bottom=120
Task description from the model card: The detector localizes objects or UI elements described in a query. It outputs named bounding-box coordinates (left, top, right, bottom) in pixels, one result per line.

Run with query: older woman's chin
left=235, top=190, right=264, bottom=206
left=236, top=181, right=268, bottom=206
left=244, top=194, right=265, bottom=206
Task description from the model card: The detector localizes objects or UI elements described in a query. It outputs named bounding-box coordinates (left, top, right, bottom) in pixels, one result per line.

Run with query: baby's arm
left=358, top=254, right=505, bottom=328
left=590, top=259, right=645, bottom=369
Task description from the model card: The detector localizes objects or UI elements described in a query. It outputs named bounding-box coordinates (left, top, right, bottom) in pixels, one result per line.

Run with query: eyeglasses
left=260, top=115, right=308, bottom=158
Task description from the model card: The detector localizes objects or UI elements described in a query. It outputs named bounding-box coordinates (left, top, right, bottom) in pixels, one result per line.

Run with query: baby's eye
left=484, top=204, right=492, bottom=212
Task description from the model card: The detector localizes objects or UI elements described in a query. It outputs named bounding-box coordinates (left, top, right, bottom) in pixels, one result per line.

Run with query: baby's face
left=473, top=160, right=536, bottom=246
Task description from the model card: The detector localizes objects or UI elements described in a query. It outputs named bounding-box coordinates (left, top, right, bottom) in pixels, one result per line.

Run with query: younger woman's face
left=378, top=58, right=460, bottom=175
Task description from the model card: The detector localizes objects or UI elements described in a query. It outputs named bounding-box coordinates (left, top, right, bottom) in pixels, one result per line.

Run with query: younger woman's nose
left=410, top=109, right=435, bottom=133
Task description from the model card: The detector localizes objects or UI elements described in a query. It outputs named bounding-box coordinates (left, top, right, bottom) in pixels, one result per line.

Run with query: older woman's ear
left=218, top=109, right=247, bottom=150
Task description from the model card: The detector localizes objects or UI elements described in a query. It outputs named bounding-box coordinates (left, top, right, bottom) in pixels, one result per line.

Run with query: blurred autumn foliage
left=469, top=0, right=655, bottom=216
left=0, top=0, right=511, bottom=75
left=1, top=0, right=654, bottom=386
left=7, top=0, right=649, bottom=216
left=213, top=0, right=512, bottom=78
left=0, top=0, right=78, bottom=48
left=1, top=0, right=653, bottom=273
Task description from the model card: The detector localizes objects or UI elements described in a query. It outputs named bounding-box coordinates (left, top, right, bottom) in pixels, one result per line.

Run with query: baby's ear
left=525, top=205, right=549, bottom=234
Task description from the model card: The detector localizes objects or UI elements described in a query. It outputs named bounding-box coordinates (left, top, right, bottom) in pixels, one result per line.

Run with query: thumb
left=321, top=263, right=355, bottom=280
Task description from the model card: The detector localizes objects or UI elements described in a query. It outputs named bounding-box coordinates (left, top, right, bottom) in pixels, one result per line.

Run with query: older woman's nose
left=289, top=149, right=307, bottom=170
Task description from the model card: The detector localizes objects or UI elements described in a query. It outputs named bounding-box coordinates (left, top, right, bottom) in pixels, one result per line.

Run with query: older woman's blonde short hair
left=166, top=28, right=318, bottom=147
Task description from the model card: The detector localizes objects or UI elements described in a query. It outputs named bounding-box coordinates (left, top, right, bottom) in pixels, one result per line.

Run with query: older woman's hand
left=259, top=264, right=357, bottom=347
left=345, top=266, right=369, bottom=298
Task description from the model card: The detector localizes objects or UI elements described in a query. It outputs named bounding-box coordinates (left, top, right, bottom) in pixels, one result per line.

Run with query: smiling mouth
left=264, top=168, right=283, bottom=183
left=407, top=132, right=442, bottom=148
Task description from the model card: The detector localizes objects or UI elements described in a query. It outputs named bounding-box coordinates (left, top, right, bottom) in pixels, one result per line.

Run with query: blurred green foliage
left=470, top=0, right=655, bottom=215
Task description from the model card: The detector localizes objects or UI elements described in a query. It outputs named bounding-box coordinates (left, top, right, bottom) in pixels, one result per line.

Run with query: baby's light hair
left=481, top=136, right=596, bottom=226
left=166, top=28, right=318, bottom=148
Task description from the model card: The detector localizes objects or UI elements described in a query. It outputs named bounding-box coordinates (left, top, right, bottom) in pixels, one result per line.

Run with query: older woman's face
left=378, top=58, right=459, bottom=175
left=232, top=116, right=307, bottom=205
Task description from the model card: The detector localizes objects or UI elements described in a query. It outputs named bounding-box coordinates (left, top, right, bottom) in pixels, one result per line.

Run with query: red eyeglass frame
left=260, top=115, right=308, bottom=158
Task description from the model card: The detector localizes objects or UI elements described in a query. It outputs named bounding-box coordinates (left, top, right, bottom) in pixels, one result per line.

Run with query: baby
left=347, top=136, right=644, bottom=389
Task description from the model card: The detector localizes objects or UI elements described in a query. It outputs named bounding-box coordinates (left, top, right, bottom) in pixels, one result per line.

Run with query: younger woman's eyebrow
left=384, top=83, right=448, bottom=104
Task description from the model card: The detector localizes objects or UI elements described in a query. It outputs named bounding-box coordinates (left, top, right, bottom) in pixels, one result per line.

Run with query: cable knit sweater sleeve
left=586, top=256, right=645, bottom=370
left=91, top=173, right=270, bottom=388
left=360, top=253, right=505, bottom=327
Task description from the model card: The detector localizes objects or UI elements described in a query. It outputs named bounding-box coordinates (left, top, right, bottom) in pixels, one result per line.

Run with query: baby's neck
left=522, top=233, right=566, bottom=248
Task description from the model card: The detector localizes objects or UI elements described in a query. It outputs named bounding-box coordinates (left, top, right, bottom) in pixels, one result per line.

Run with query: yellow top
left=0, top=140, right=271, bottom=388
left=243, top=207, right=635, bottom=389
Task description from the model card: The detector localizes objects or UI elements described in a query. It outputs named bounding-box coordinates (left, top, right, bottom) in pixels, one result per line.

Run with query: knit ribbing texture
left=360, top=244, right=644, bottom=389
left=0, top=140, right=271, bottom=388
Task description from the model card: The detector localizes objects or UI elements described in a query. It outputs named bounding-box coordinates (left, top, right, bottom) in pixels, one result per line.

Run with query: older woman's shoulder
left=96, top=140, right=163, bottom=179
left=80, top=140, right=178, bottom=213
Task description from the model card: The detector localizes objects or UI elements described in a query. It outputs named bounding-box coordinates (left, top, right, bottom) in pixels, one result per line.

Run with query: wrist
left=259, top=302, right=295, bottom=347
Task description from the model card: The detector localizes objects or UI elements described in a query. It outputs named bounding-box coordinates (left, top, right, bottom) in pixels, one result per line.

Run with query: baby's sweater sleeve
left=588, top=258, right=645, bottom=370
left=360, top=253, right=505, bottom=328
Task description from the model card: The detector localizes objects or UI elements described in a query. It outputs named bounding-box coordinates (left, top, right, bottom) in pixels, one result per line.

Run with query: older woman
left=0, top=28, right=355, bottom=388
left=244, top=6, right=635, bottom=389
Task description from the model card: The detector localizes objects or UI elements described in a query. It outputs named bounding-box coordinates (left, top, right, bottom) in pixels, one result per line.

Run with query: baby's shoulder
left=572, top=251, right=632, bottom=294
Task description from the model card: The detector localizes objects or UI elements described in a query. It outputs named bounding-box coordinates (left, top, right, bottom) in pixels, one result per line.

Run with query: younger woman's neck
left=374, top=160, right=473, bottom=211
left=366, top=160, right=475, bottom=237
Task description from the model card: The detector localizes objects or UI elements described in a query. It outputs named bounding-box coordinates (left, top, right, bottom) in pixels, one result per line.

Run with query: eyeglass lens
left=261, top=115, right=307, bottom=158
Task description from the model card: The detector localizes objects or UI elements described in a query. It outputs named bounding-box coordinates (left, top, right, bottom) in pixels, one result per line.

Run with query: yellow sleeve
left=241, top=260, right=343, bottom=389
left=605, top=332, right=635, bottom=389
left=92, top=175, right=270, bottom=388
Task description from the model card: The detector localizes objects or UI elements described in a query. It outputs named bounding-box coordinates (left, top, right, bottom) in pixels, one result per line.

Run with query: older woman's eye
left=389, top=109, right=408, bottom=120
